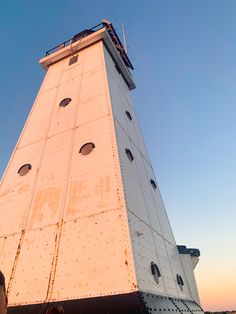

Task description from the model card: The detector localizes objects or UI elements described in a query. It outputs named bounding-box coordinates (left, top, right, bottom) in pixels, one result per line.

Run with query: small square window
left=69, top=55, right=78, bottom=65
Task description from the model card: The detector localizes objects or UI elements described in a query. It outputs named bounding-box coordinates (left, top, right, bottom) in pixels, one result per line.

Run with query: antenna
left=121, top=23, right=128, bottom=54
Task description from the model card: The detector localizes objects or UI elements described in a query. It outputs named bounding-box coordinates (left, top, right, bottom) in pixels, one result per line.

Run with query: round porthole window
left=125, top=148, right=134, bottom=162
left=79, top=143, right=95, bottom=156
left=176, top=274, right=184, bottom=290
left=151, top=262, right=161, bottom=284
left=125, top=111, right=132, bottom=121
left=18, top=164, right=32, bottom=176
left=59, top=98, right=72, bottom=107
left=150, top=179, right=157, bottom=190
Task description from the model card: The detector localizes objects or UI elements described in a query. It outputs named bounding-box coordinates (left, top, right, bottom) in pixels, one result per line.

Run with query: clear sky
left=1, top=0, right=236, bottom=311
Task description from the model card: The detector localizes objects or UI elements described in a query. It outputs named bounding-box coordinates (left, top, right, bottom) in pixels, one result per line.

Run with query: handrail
left=45, top=20, right=134, bottom=70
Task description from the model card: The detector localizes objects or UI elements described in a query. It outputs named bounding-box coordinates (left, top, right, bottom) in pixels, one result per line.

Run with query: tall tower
left=0, top=21, right=204, bottom=314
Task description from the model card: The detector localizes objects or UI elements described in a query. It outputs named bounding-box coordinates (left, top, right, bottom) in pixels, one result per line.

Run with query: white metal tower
left=0, top=20, right=204, bottom=314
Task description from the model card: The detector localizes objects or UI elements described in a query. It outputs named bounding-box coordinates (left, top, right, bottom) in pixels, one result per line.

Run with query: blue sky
left=1, top=0, right=236, bottom=310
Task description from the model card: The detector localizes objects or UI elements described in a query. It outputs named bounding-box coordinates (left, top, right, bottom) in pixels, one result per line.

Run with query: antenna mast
left=121, top=23, right=128, bottom=54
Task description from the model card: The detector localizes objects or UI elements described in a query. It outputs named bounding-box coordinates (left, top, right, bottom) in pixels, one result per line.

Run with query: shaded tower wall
left=104, top=46, right=200, bottom=302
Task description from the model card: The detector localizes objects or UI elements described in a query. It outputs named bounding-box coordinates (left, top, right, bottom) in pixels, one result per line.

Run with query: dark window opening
left=79, top=143, right=95, bottom=156
left=59, top=98, right=72, bottom=107
left=150, top=179, right=157, bottom=190
left=125, top=111, right=132, bottom=121
left=151, top=262, right=161, bottom=284
left=69, top=55, right=78, bottom=65
left=176, top=274, right=184, bottom=286
left=125, top=148, right=134, bottom=162
left=18, top=164, right=32, bottom=176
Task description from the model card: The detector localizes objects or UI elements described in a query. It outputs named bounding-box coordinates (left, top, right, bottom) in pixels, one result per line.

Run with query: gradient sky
left=1, top=1, right=236, bottom=311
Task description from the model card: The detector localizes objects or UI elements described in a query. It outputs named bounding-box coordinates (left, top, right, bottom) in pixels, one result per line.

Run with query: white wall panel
left=152, top=232, right=178, bottom=297
left=17, top=119, right=51, bottom=148
left=26, top=182, right=64, bottom=230
left=63, top=166, right=120, bottom=221
left=79, top=67, right=106, bottom=105
left=83, top=43, right=103, bottom=73
left=125, top=175, right=150, bottom=224
left=52, top=211, right=135, bottom=301
left=165, top=241, right=192, bottom=300
left=76, top=95, right=109, bottom=127
left=48, top=79, right=80, bottom=137
left=179, top=254, right=200, bottom=303
left=0, top=233, right=21, bottom=291
left=0, top=192, right=31, bottom=235
left=0, top=157, right=41, bottom=197
left=43, top=130, right=73, bottom=155
left=70, top=128, right=115, bottom=179
left=9, top=226, right=57, bottom=305
left=6, top=141, right=44, bottom=167
left=60, top=60, right=83, bottom=84
left=128, top=213, right=166, bottom=295
left=40, top=61, right=65, bottom=93
left=104, top=47, right=131, bottom=104
left=36, top=147, right=70, bottom=188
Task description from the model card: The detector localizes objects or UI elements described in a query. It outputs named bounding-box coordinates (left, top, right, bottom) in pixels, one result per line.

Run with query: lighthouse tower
left=0, top=21, right=204, bottom=313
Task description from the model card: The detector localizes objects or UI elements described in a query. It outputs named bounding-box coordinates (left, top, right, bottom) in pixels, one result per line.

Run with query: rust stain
left=66, top=179, right=90, bottom=216
left=28, top=187, right=61, bottom=229
left=17, top=184, right=30, bottom=194
left=95, top=175, right=111, bottom=208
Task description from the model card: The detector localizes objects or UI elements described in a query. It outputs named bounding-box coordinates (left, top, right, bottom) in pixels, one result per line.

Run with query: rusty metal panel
left=0, top=192, right=31, bottom=235
left=0, top=233, right=21, bottom=290
left=26, top=182, right=64, bottom=230
left=51, top=210, right=136, bottom=301
left=9, top=226, right=57, bottom=305
left=64, top=166, right=120, bottom=221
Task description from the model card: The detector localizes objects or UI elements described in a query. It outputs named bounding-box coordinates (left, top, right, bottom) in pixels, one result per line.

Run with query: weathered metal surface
left=0, top=22, right=203, bottom=313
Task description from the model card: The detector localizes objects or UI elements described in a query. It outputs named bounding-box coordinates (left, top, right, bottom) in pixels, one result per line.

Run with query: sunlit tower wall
left=0, top=21, right=204, bottom=314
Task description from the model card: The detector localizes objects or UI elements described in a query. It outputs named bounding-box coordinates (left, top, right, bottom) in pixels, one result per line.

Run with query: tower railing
left=45, top=20, right=134, bottom=70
